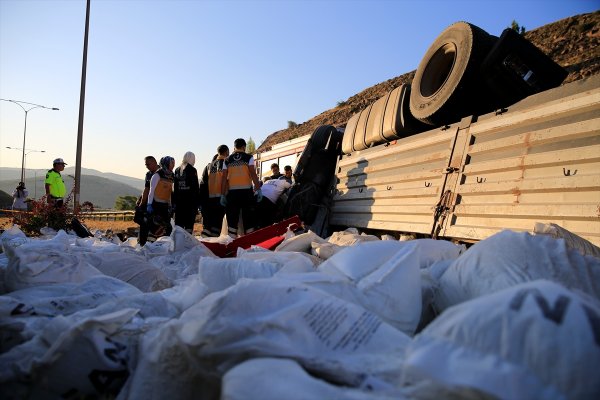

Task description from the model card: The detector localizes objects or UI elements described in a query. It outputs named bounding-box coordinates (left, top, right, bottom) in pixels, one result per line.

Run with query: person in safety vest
left=146, top=156, right=175, bottom=239
left=220, top=138, right=261, bottom=238
left=136, top=156, right=159, bottom=246
left=173, top=151, right=201, bottom=234
left=45, top=158, right=67, bottom=207
left=200, top=144, right=229, bottom=237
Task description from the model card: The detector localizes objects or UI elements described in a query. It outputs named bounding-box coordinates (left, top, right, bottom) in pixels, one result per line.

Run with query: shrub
left=510, top=20, right=526, bottom=35
left=13, top=191, right=85, bottom=236
left=287, top=121, right=298, bottom=129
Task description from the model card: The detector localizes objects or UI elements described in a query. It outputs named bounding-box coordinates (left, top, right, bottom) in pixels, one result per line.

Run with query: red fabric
left=256, top=235, right=285, bottom=250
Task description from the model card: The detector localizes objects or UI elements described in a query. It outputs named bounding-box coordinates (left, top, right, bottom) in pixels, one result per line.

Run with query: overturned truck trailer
left=330, top=75, right=600, bottom=246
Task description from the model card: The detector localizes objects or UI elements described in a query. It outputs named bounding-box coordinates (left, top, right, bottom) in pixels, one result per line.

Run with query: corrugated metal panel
left=439, top=77, right=600, bottom=245
left=331, top=126, right=459, bottom=234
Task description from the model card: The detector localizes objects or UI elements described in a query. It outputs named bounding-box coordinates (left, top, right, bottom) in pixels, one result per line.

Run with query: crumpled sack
left=435, top=230, right=600, bottom=312
left=223, top=358, right=407, bottom=400
left=4, top=244, right=103, bottom=292
left=79, top=252, right=172, bottom=293
left=0, top=308, right=138, bottom=399
left=402, top=280, right=600, bottom=400
left=126, top=278, right=410, bottom=399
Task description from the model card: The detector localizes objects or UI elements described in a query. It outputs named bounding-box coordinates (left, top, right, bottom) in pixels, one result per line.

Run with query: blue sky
left=0, top=0, right=597, bottom=180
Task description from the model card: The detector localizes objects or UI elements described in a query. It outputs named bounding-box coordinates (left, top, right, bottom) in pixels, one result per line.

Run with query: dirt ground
left=0, top=216, right=204, bottom=236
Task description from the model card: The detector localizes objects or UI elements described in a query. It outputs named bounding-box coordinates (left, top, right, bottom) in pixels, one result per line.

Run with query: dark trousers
left=139, top=202, right=172, bottom=245
left=201, top=197, right=226, bottom=236
left=225, top=188, right=256, bottom=236
left=256, top=197, right=277, bottom=229
left=174, top=204, right=197, bottom=233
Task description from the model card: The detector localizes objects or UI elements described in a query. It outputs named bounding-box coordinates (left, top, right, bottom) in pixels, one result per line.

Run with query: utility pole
left=74, top=0, right=90, bottom=208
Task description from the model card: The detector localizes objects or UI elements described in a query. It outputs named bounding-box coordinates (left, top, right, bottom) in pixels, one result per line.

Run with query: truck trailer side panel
left=332, top=76, right=600, bottom=246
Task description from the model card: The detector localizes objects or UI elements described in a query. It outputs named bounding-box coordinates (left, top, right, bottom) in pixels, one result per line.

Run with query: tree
left=288, top=121, right=298, bottom=129
left=247, top=137, right=256, bottom=154
left=510, top=20, right=526, bottom=35
left=115, top=195, right=137, bottom=210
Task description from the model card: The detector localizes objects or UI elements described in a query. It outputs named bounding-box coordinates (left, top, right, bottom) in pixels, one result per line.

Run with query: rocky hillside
left=257, top=11, right=599, bottom=152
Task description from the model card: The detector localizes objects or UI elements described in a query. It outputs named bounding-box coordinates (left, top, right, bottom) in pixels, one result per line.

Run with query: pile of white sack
left=0, top=223, right=598, bottom=400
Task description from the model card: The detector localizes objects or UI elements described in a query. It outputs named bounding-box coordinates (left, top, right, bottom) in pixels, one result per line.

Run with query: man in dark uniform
left=136, top=156, right=159, bottom=246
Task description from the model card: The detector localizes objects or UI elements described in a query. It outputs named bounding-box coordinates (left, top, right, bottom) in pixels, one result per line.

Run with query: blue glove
left=255, top=188, right=263, bottom=202
left=220, top=195, right=227, bottom=207
left=146, top=203, right=153, bottom=214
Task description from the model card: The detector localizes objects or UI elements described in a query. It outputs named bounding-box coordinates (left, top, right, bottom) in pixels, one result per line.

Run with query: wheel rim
left=420, top=42, right=457, bottom=98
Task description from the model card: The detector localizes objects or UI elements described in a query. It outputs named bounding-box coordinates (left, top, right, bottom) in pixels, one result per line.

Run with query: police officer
left=45, top=158, right=67, bottom=207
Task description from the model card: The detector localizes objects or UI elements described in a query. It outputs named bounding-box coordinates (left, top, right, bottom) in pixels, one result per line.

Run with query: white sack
left=238, top=250, right=318, bottom=272
left=534, top=222, right=600, bottom=258
left=402, top=280, right=600, bottom=400
left=171, top=225, right=209, bottom=253
left=311, top=229, right=380, bottom=260
left=326, top=228, right=380, bottom=246
left=196, top=257, right=281, bottom=293
left=0, top=225, right=28, bottom=252
left=82, top=252, right=172, bottom=292
left=141, top=236, right=174, bottom=258
left=149, top=245, right=217, bottom=282
left=1, top=308, right=137, bottom=399
left=290, top=244, right=422, bottom=335
left=275, top=230, right=326, bottom=253
left=126, top=279, right=410, bottom=399
left=222, top=358, right=407, bottom=400
left=159, top=277, right=210, bottom=314
left=0, top=275, right=141, bottom=317
left=435, top=230, right=600, bottom=311
left=4, top=245, right=103, bottom=292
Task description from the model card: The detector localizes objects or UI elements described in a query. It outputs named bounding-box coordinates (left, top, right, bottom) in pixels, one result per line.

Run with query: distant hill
left=257, top=11, right=600, bottom=152
left=0, top=174, right=141, bottom=209
left=0, top=167, right=144, bottom=190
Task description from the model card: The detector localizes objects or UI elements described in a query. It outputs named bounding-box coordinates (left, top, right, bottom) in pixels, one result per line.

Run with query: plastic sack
left=435, top=230, right=600, bottom=311
left=401, top=280, right=600, bottom=400
left=238, top=250, right=318, bottom=272
left=325, top=228, right=380, bottom=246
left=0, top=225, right=28, bottom=251
left=126, top=279, right=410, bottom=399
left=81, top=252, right=172, bottom=293
left=534, top=222, right=600, bottom=258
left=4, top=244, right=103, bottom=292
left=0, top=308, right=137, bottom=399
left=0, top=275, right=141, bottom=318
left=222, top=358, right=407, bottom=400
left=149, top=245, right=217, bottom=282
left=275, top=230, right=326, bottom=253
left=197, top=257, right=281, bottom=293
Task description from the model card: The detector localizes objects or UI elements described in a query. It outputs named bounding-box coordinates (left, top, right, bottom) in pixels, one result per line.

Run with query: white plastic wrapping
left=402, top=280, right=600, bottom=399
left=435, top=230, right=600, bottom=312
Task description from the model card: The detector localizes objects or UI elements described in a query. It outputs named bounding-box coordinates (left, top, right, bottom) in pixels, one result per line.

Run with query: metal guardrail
left=80, top=211, right=135, bottom=221
left=0, top=208, right=135, bottom=222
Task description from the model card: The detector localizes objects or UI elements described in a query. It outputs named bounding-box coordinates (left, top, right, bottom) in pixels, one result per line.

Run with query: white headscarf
left=180, top=151, right=196, bottom=169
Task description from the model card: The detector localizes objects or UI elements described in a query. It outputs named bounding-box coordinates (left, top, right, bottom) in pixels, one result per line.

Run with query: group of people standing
left=136, top=138, right=294, bottom=246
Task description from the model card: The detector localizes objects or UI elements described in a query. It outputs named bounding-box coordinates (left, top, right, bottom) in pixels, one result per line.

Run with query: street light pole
left=5, top=147, right=45, bottom=184
left=0, top=99, right=59, bottom=182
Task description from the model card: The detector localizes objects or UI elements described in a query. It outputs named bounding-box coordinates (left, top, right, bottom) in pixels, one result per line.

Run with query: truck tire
left=342, top=111, right=360, bottom=155
left=480, top=28, right=568, bottom=108
left=410, top=22, right=497, bottom=126
left=294, top=125, right=342, bottom=187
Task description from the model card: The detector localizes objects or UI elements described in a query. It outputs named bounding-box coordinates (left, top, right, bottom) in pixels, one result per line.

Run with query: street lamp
left=5, top=146, right=45, bottom=176
left=0, top=99, right=59, bottom=183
